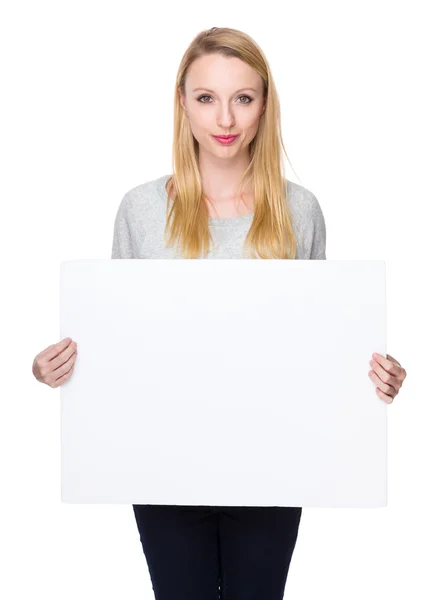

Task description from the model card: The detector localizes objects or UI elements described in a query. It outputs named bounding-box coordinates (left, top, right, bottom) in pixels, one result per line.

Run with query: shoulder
left=118, top=174, right=170, bottom=217
left=112, top=174, right=171, bottom=258
left=285, top=180, right=326, bottom=259
left=286, top=179, right=325, bottom=228
left=286, top=179, right=324, bottom=221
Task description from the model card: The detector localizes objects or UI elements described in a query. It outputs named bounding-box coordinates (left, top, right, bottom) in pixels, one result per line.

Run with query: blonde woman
left=32, top=27, right=407, bottom=600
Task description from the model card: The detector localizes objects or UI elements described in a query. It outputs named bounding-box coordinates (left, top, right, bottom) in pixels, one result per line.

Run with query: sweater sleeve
left=309, top=193, right=326, bottom=260
left=111, top=193, right=135, bottom=259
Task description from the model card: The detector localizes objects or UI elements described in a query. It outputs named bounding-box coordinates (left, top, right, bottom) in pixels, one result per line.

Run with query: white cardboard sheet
left=60, top=259, right=387, bottom=507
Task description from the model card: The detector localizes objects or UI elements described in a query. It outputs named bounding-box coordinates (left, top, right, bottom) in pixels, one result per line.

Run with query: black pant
left=132, top=504, right=303, bottom=600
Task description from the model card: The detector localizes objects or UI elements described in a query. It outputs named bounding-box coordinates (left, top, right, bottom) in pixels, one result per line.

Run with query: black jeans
left=132, top=504, right=303, bottom=600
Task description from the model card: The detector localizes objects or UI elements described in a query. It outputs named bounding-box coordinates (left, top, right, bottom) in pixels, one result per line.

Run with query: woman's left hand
left=368, top=353, right=407, bottom=404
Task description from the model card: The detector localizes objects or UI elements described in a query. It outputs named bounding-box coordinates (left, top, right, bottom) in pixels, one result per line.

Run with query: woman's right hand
left=32, top=337, right=78, bottom=388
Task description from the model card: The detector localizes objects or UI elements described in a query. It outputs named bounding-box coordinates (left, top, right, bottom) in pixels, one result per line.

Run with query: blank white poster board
left=60, top=260, right=387, bottom=507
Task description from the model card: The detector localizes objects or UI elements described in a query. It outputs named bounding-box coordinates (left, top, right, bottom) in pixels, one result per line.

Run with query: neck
left=198, top=149, right=252, bottom=202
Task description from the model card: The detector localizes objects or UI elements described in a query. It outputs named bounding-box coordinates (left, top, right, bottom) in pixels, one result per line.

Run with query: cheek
left=247, top=119, right=260, bottom=131
left=190, top=113, right=212, bottom=131
left=242, top=111, right=262, bottom=128
left=241, top=118, right=261, bottom=139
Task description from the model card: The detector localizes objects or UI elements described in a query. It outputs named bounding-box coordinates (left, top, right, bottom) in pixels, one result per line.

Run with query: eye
left=197, top=95, right=253, bottom=104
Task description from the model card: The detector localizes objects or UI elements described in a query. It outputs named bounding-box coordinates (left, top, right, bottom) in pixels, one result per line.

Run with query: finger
left=43, top=338, right=73, bottom=361
left=386, top=354, right=407, bottom=382
left=50, top=344, right=77, bottom=371
left=372, top=353, right=401, bottom=377
left=53, top=360, right=75, bottom=386
left=375, top=387, right=394, bottom=404
left=368, top=369, right=397, bottom=396
left=386, top=353, right=401, bottom=367
left=370, top=359, right=400, bottom=391
left=374, top=353, right=406, bottom=383
left=52, top=351, right=77, bottom=380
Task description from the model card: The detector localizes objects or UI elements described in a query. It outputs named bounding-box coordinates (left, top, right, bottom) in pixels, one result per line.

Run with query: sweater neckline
left=158, top=174, right=254, bottom=227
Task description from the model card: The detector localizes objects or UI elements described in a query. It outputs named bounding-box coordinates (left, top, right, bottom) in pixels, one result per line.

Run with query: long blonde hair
left=164, top=26, right=297, bottom=259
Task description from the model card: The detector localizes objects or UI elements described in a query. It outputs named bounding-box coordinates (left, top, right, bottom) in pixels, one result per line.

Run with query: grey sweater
left=111, top=173, right=326, bottom=260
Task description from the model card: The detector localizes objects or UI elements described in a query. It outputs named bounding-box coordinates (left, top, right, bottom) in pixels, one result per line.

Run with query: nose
left=216, top=104, right=235, bottom=129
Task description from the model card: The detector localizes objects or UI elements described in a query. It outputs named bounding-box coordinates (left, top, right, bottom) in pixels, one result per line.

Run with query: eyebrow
left=192, top=87, right=258, bottom=94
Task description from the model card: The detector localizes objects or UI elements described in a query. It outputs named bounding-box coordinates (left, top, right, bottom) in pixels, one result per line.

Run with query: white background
left=1, top=1, right=438, bottom=598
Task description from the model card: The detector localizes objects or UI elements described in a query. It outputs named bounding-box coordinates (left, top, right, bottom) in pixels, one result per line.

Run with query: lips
left=214, top=135, right=238, bottom=140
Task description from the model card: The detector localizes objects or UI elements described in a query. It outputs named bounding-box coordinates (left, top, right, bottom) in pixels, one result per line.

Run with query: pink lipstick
left=212, top=134, right=239, bottom=145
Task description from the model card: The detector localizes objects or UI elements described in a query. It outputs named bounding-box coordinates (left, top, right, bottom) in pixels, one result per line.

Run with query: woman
left=32, top=26, right=407, bottom=600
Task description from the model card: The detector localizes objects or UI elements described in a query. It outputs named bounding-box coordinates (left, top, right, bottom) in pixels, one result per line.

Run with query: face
left=179, top=53, right=266, bottom=158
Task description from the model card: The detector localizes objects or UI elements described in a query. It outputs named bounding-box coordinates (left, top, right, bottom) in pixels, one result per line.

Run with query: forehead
left=186, top=54, right=262, bottom=91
